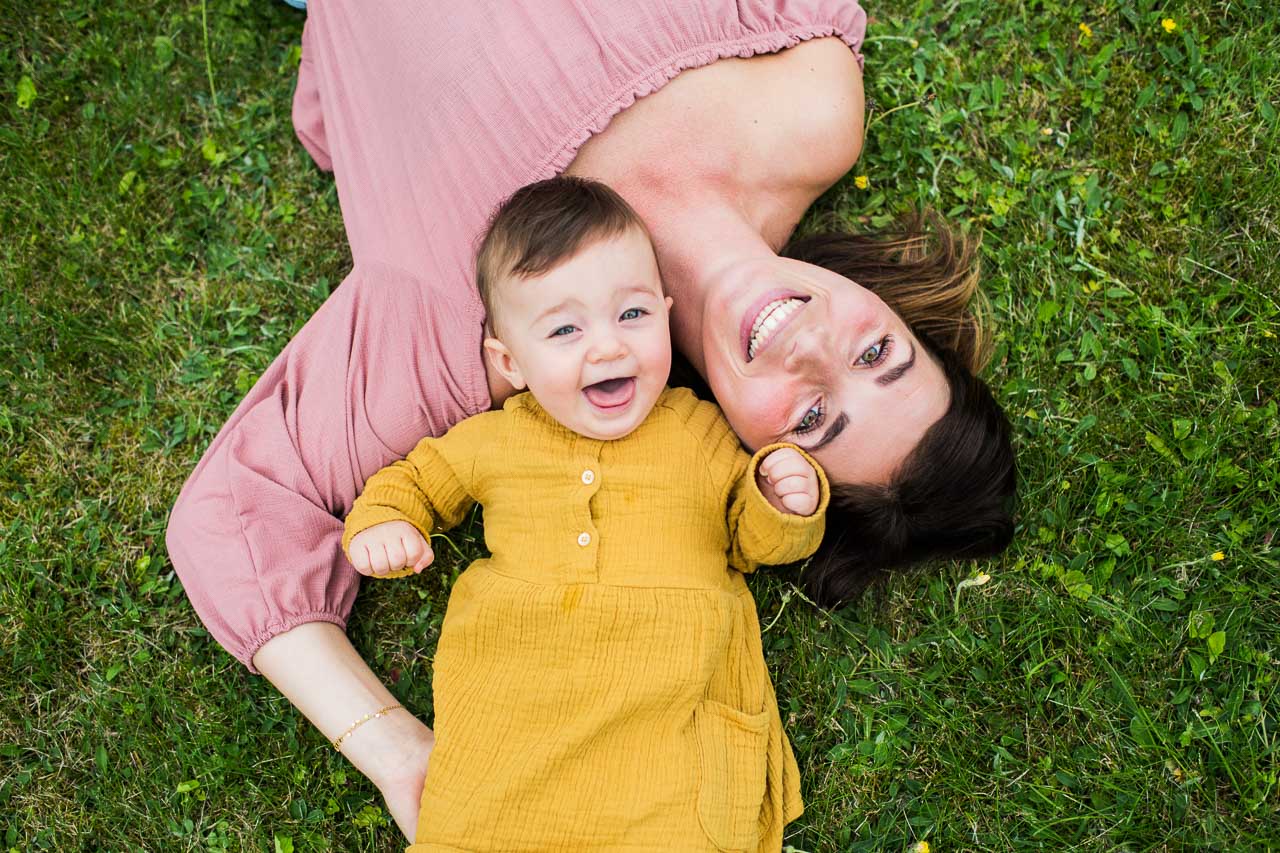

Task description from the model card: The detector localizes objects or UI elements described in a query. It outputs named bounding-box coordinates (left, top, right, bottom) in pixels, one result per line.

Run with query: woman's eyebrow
left=808, top=411, right=849, bottom=452
left=876, top=341, right=917, bottom=387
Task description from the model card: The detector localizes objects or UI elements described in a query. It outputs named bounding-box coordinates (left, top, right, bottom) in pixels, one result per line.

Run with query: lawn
left=2, top=0, right=1277, bottom=850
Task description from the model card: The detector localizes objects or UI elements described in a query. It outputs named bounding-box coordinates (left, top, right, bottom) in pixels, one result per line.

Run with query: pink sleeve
left=165, top=261, right=488, bottom=672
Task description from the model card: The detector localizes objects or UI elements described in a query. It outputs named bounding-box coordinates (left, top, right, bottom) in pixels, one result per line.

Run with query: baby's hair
left=476, top=175, right=650, bottom=336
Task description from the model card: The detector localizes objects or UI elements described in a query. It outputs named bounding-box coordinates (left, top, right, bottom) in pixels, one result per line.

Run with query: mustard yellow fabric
left=344, top=387, right=829, bottom=852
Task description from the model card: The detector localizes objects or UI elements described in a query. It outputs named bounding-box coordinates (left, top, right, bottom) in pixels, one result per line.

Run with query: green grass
left=2, top=0, right=1277, bottom=850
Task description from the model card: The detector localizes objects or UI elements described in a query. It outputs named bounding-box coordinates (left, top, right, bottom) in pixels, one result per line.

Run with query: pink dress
left=166, top=0, right=866, bottom=671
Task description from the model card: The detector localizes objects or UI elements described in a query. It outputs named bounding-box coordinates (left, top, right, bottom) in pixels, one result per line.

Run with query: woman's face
left=701, top=256, right=950, bottom=484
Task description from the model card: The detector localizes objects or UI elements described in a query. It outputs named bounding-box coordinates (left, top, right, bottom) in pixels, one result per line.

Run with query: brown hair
left=782, top=210, right=992, bottom=372
left=779, top=211, right=1017, bottom=606
left=476, top=176, right=650, bottom=336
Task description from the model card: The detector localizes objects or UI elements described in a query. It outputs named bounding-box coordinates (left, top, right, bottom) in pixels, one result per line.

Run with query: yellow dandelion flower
left=1041, top=127, right=1054, bottom=136
left=854, top=175, right=869, bottom=189
left=1079, top=22, right=1093, bottom=38
left=1162, top=18, right=1178, bottom=33
left=1211, top=551, right=1225, bottom=561
left=912, top=842, right=932, bottom=853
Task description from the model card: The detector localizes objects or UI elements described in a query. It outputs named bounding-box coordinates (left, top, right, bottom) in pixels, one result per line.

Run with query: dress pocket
left=693, top=699, right=770, bottom=852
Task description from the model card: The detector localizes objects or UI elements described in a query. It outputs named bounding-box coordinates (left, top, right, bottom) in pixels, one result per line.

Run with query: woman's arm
left=165, top=262, right=487, bottom=840
left=253, top=623, right=433, bottom=839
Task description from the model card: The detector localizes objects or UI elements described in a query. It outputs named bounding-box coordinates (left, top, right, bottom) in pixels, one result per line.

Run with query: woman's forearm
left=252, top=622, right=434, bottom=838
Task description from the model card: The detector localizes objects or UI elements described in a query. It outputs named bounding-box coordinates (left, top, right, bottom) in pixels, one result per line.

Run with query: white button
left=577, top=531, right=591, bottom=547
left=581, top=469, right=595, bottom=485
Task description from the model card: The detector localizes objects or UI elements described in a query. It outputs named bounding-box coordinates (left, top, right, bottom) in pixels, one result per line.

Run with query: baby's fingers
left=780, top=489, right=818, bottom=515
left=759, top=447, right=801, bottom=481
left=351, top=546, right=374, bottom=577
left=770, top=471, right=814, bottom=498
left=771, top=468, right=819, bottom=516
left=384, top=538, right=408, bottom=573
left=367, top=542, right=392, bottom=576
left=403, top=533, right=434, bottom=573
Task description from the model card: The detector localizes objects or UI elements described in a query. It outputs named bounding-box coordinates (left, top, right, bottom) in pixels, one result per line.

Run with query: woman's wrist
left=340, top=701, right=435, bottom=791
left=251, top=622, right=434, bottom=789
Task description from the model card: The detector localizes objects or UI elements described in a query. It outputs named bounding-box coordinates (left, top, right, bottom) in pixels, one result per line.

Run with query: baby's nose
left=588, top=334, right=628, bottom=362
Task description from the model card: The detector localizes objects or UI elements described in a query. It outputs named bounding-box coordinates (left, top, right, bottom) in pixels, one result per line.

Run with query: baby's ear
left=483, top=337, right=526, bottom=390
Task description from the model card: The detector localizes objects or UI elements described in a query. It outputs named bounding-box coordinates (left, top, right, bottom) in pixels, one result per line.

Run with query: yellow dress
left=343, top=387, right=829, bottom=852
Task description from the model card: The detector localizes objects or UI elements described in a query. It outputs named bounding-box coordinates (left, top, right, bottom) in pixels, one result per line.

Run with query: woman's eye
left=550, top=325, right=577, bottom=338
left=620, top=307, right=647, bottom=321
left=858, top=335, right=893, bottom=366
left=794, top=401, right=824, bottom=435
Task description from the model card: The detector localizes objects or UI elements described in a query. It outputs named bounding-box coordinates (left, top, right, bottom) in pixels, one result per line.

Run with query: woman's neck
left=637, top=181, right=812, bottom=380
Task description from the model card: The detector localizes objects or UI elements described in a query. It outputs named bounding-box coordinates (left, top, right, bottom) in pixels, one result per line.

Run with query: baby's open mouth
left=583, top=377, right=636, bottom=410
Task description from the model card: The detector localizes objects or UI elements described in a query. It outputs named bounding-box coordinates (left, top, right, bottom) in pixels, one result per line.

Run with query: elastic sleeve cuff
left=340, top=506, right=432, bottom=556
left=738, top=442, right=830, bottom=566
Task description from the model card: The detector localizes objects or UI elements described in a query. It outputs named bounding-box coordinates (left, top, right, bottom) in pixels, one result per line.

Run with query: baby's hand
left=756, top=447, right=821, bottom=516
left=347, top=520, right=434, bottom=577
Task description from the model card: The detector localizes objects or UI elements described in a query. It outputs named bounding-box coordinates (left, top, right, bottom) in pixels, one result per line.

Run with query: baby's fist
left=347, top=520, right=434, bottom=577
left=756, top=447, right=820, bottom=516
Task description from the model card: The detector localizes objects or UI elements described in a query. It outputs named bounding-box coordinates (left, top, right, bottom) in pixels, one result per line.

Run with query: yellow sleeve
left=723, top=442, right=829, bottom=573
left=671, top=391, right=830, bottom=573
left=340, top=410, right=502, bottom=559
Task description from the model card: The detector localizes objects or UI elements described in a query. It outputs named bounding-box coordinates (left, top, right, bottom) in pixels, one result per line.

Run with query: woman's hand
left=756, top=447, right=821, bottom=516
left=347, top=520, right=434, bottom=576
left=363, top=710, right=435, bottom=840
left=253, top=623, right=435, bottom=842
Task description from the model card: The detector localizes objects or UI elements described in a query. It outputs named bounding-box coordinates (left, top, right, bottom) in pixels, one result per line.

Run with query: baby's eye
left=549, top=325, right=577, bottom=338
left=620, top=307, right=648, bottom=321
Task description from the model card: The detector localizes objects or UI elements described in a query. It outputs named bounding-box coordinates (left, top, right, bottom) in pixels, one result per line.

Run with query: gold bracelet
left=331, top=703, right=404, bottom=751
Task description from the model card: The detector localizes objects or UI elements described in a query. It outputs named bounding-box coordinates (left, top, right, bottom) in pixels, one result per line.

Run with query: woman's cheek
left=719, top=385, right=793, bottom=451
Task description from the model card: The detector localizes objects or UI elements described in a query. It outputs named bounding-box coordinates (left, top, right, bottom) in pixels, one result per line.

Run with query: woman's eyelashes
left=793, top=399, right=824, bottom=436
left=792, top=335, right=895, bottom=435
left=857, top=334, right=894, bottom=367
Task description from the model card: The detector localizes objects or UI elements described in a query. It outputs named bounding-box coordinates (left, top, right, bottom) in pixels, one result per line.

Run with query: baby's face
left=483, top=227, right=673, bottom=440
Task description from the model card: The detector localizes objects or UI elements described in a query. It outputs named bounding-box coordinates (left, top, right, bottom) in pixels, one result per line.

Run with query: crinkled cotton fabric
left=166, top=0, right=866, bottom=671
left=344, top=388, right=830, bottom=852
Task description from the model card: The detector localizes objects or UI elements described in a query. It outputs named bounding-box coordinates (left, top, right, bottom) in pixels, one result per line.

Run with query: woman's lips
left=740, top=291, right=807, bottom=363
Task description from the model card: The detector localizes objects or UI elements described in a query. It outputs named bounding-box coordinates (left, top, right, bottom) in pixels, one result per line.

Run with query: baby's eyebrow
left=618, top=284, right=662, bottom=298
left=533, top=299, right=575, bottom=324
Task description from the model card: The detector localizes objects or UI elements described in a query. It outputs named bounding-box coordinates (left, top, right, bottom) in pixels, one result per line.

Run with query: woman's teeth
left=748, top=298, right=804, bottom=361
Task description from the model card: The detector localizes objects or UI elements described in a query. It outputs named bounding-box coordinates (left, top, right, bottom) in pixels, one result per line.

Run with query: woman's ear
left=483, top=337, right=526, bottom=390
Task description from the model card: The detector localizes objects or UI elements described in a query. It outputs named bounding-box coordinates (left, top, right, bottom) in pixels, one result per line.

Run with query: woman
left=166, top=0, right=1015, bottom=839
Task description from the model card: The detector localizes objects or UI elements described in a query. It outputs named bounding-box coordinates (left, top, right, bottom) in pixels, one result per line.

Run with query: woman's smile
left=744, top=295, right=809, bottom=362
left=701, top=255, right=952, bottom=483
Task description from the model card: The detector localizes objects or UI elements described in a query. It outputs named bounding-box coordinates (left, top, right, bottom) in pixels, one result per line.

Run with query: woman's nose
left=783, top=325, right=829, bottom=374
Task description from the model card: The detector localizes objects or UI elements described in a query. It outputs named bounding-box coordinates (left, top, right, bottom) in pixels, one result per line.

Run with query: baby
left=342, top=176, right=828, bottom=852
